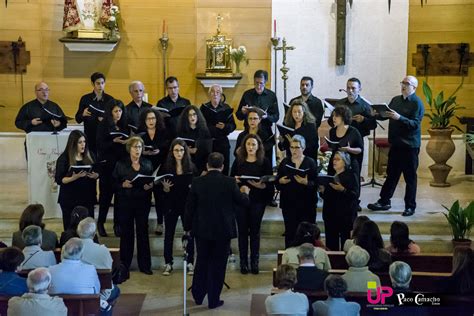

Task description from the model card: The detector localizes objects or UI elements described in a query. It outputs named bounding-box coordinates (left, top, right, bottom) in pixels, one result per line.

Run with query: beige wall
left=0, top=0, right=271, bottom=132
left=407, top=0, right=474, bottom=134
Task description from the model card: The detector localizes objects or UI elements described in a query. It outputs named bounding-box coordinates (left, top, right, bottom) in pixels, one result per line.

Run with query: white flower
left=111, top=5, right=119, bottom=13
left=108, top=16, right=116, bottom=22
left=239, top=46, right=246, bottom=53
left=231, top=48, right=237, bottom=54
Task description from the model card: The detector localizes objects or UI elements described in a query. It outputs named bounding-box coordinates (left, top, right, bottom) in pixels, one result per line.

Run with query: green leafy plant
left=422, top=81, right=464, bottom=132
left=442, top=200, right=474, bottom=241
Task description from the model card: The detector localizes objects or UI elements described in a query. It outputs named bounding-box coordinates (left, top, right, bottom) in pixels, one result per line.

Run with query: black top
left=383, top=93, right=424, bottom=148
left=177, top=127, right=212, bottom=173
left=230, top=158, right=273, bottom=203
left=184, top=170, right=249, bottom=240
left=75, top=92, right=114, bottom=152
left=139, top=128, right=171, bottom=171
left=289, top=94, right=325, bottom=128
left=156, top=95, right=191, bottom=134
left=236, top=88, right=279, bottom=136
left=327, top=125, right=363, bottom=176
left=276, top=156, right=318, bottom=211
left=234, top=129, right=275, bottom=159
left=330, top=96, right=376, bottom=137
left=321, top=168, right=359, bottom=230
left=96, top=121, right=129, bottom=164
left=15, top=99, right=67, bottom=133
left=294, top=266, right=328, bottom=291
left=54, top=152, right=97, bottom=207
left=278, top=123, right=319, bottom=161
left=125, top=101, right=152, bottom=128
left=158, top=164, right=198, bottom=214
left=112, top=156, right=154, bottom=205
left=200, top=102, right=236, bottom=150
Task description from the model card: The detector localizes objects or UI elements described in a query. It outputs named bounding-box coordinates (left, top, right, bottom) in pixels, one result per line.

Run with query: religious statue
left=62, top=0, right=116, bottom=39
left=205, top=14, right=233, bottom=75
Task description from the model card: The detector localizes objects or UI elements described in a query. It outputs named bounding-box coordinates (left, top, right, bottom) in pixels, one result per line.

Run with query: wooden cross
left=336, top=0, right=347, bottom=65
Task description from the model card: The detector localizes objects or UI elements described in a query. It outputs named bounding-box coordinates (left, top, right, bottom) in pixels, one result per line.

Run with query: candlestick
left=273, top=19, right=276, bottom=37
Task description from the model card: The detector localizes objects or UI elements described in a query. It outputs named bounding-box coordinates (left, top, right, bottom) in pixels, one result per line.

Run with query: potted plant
left=423, top=81, right=464, bottom=187
left=442, top=200, right=474, bottom=248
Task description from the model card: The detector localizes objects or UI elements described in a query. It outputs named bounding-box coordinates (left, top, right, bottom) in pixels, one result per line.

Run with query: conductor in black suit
left=184, top=152, right=250, bottom=309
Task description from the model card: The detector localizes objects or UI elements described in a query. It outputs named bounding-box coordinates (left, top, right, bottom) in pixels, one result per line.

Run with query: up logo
left=366, top=281, right=394, bottom=304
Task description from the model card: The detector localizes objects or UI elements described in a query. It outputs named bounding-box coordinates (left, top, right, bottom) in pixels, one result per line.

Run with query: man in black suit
left=294, top=243, right=328, bottom=291
left=184, top=152, right=250, bottom=309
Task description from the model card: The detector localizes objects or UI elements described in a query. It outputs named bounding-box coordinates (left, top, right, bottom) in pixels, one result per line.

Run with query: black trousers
left=236, top=202, right=265, bottom=262
left=60, top=204, right=94, bottom=231
left=152, top=188, right=164, bottom=225
left=282, top=207, right=316, bottom=248
left=213, top=143, right=230, bottom=176
left=192, top=237, right=230, bottom=308
left=118, top=201, right=151, bottom=271
left=163, top=210, right=194, bottom=265
left=324, top=221, right=351, bottom=251
left=98, top=163, right=117, bottom=225
left=379, top=147, right=419, bottom=210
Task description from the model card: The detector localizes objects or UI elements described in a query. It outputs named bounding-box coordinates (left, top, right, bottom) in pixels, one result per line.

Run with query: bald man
left=15, top=82, right=67, bottom=133
left=125, top=80, right=152, bottom=128
left=368, top=75, right=424, bottom=217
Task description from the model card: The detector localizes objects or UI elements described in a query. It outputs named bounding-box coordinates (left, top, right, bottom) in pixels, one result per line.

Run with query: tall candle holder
left=270, top=37, right=280, bottom=96
left=159, top=34, right=169, bottom=96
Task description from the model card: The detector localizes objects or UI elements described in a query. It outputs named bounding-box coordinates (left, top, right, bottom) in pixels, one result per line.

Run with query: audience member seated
left=265, top=264, right=309, bottom=316
left=12, top=204, right=58, bottom=251
left=60, top=206, right=99, bottom=247
left=7, top=267, right=67, bottom=316
left=77, top=218, right=120, bottom=310
left=389, top=261, right=412, bottom=293
left=0, top=241, right=7, bottom=248
left=294, top=243, right=328, bottom=291
left=282, top=222, right=331, bottom=271
left=342, top=245, right=380, bottom=292
left=20, top=225, right=56, bottom=270
left=440, top=246, right=474, bottom=295
left=0, top=247, right=28, bottom=295
left=312, top=275, right=361, bottom=316
left=357, top=220, right=391, bottom=272
left=343, top=215, right=370, bottom=253
left=49, top=238, right=100, bottom=295
left=386, top=221, right=420, bottom=255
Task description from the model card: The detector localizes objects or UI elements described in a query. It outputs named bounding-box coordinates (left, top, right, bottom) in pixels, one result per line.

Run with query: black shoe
left=367, top=202, right=391, bottom=211
left=402, top=208, right=415, bottom=217
left=267, top=200, right=278, bottom=207
left=113, top=225, right=121, bottom=237
left=357, top=205, right=362, bottom=213
left=209, top=300, right=224, bottom=309
left=240, top=264, right=249, bottom=274
left=250, top=261, right=259, bottom=274
left=98, top=223, right=108, bottom=237
left=140, top=269, right=153, bottom=275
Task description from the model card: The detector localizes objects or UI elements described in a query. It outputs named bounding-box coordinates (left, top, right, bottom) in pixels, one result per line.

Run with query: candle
left=274, top=19, right=276, bottom=37
left=162, top=20, right=166, bottom=34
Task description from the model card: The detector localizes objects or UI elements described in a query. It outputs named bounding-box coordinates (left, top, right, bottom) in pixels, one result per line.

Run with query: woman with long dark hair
left=230, top=134, right=273, bottom=274
left=357, top=220, right=392, bottom=272
left=159, top=138, right=198, bottom=276
left=235, top=109, right=275, bottom=161
left=320, top=151, right=359, bottom=251
left=343, top=215, right=370, bottom=252
left=279, top=100, right=318, bottom=160
left=176, top=105, right=211, bottom=173
left=55, top=130, right=98, bottom=230
left=96, top=99, right=129, bottom=237
left=441, top=246, right=474, bottom=294
left=138, top=107, right=170, bottom=235
left=276, top=134, right=318, bottom=248
left=113, top=136, right=154, bottom=275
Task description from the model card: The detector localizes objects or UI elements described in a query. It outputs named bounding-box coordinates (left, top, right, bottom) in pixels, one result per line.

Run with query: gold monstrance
left=205, top=14, right=233, bottom=76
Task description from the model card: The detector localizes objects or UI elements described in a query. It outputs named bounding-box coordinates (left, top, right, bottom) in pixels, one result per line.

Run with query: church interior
left=0, top=0, right=473, bottom=315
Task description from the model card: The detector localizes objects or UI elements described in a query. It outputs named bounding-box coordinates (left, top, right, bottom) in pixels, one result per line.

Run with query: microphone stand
left=361, top=121, right=385, bottom=187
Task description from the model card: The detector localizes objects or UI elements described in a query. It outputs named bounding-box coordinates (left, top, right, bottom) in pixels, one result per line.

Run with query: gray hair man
left=20, top=225, right=56, bottom=270
left=294, top=243, right=328, bottom=291
left=8, top=267, right=67, bottom=316
left=389, top=261, right=412, bottom=292
left=342, top=245, right=381, bottom=292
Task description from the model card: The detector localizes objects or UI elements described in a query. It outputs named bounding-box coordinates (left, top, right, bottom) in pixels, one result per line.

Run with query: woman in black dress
left=276, top=134, right=318, bottom=248
left=96, top=99, right=129, bottom=237
left=159, top=138, right=198, bottom=276
left=230, top=134, right=273, bottom=274
left=138, top=108, right=170, bottom=235
left=278, top=100, right=318, bottom=161
left=55, top=130, right=98, bottom=230
left=176, top=105, right=211, bottom=173
left=235, top=109, right=275, bottom=161
left=326, top=105, right=363, bottom=176
left=113, top=136, right=154, bottom=275
left=320, top=151, right=359, bottom=251
left=200, top=84, right=236, bottom=175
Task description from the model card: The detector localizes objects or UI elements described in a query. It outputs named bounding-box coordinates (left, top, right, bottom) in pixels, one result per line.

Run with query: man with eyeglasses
left=367, top=75, right=424, bottom=217
left=15, top=82, right=67, bottom=133
left=236, top=70, right=279, bottom=143
left=156, top=76, right=191, bottom=134
left=289, top=76, right=325, bottom=129
left=125, top=81, right=152, bottom=129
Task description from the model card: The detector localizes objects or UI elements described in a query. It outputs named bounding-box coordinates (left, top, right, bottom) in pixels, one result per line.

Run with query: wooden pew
left=0, top=294, right=100, bottom=316
left=18, top=269, right=112, bottom=290
left=277, top=250, right=453, bottom=272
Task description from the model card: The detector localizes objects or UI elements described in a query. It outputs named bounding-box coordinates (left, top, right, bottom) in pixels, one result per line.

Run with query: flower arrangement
left=230, top=46, right=249, bottom=73
left=107, top=5, right=120, bottom=39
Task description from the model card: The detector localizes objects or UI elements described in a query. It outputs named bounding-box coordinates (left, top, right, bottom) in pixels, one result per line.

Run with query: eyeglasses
left=146, top=117, right=156, bottom=121
left=132, top=145, right=143, bottom=149
left=248, top=117, right=260, bottom=121
left=173, top=149, right=185, bottom=152
left=36, top=88, right=49, bottom=92
left=290, top=146, right=302, bottom=149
